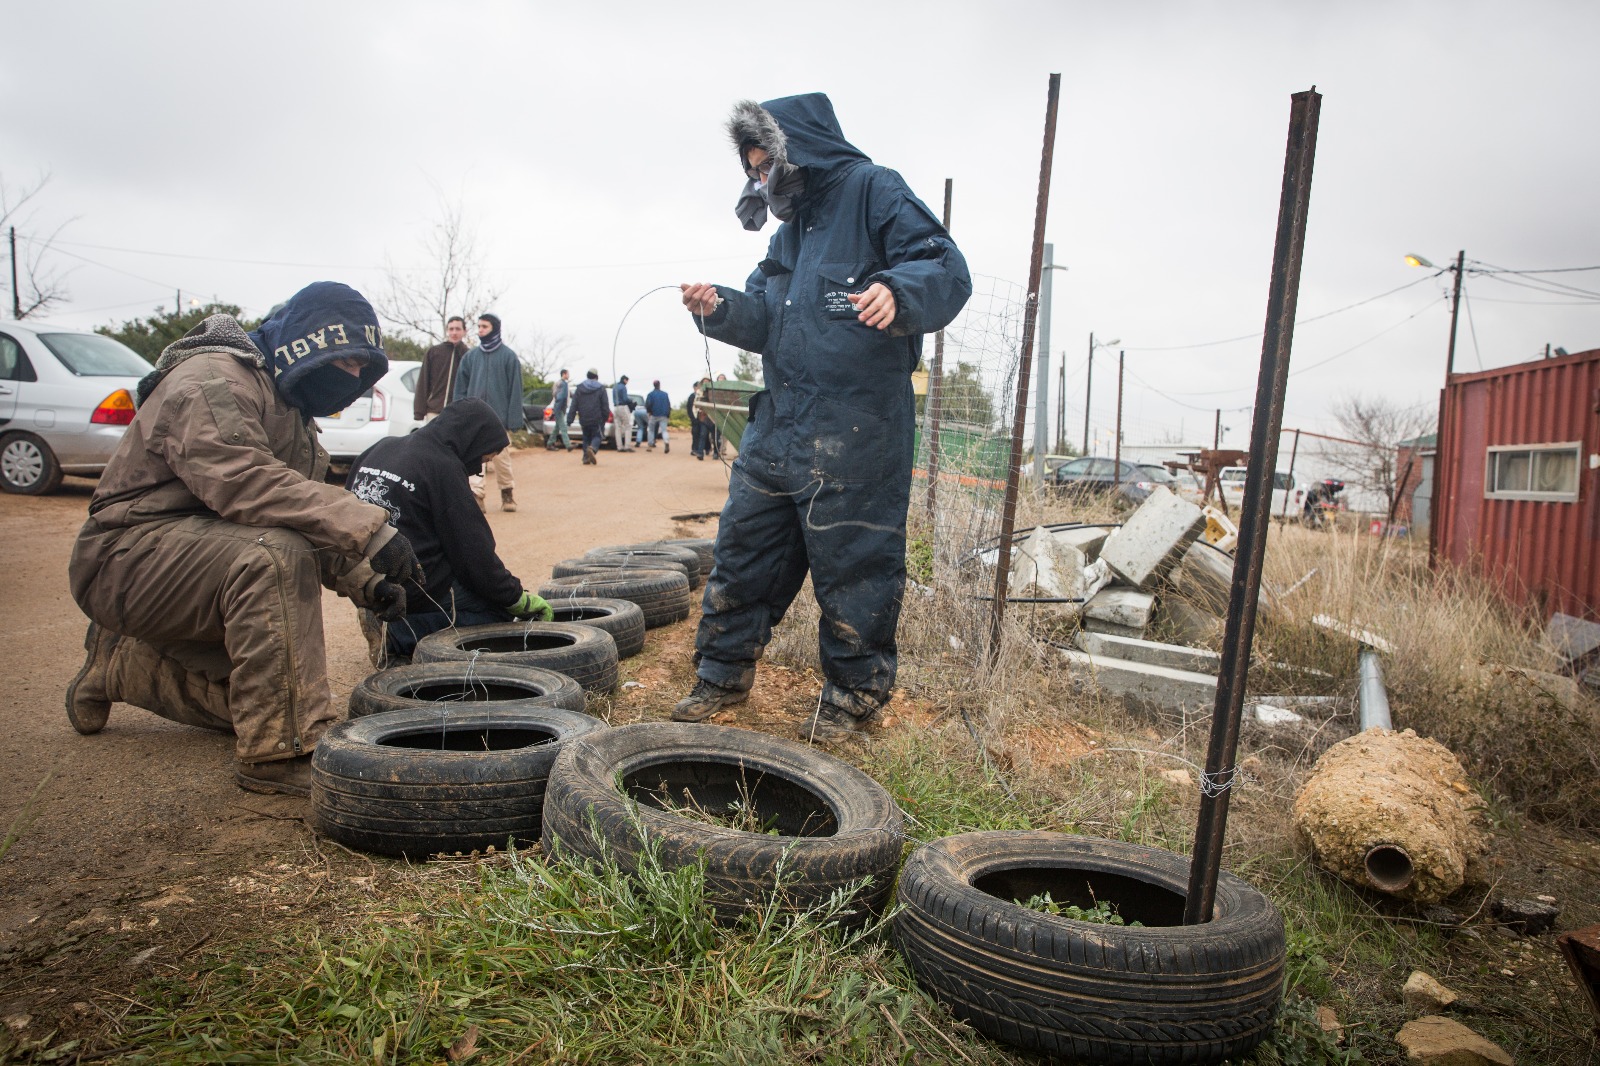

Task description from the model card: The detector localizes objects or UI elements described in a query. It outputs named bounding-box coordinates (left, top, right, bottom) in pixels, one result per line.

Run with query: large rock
left=1293, top=729, right=1488, bottom=904
left=1402, top=971, right=1460, bottom=1014
left=1394, top=1017, right=1511, bottom=1065
left=1099, top=487, right=1207, bottom=590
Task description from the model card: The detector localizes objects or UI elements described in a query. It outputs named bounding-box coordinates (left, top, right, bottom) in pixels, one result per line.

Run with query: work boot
left=502, top=489, right=518, bottom=512
left=664, top=441, right=670, bottom=453
left=797, top=699, right=874, bottom=743
left=671, top=678, right=749, bottom=722
left=235, top=754, right=314, bottom=798
left=65, top=622, right=119, bottom=735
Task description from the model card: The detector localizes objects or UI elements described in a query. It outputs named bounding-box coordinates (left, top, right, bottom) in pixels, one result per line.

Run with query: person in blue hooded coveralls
left=676, top=94, right=971, bottom=740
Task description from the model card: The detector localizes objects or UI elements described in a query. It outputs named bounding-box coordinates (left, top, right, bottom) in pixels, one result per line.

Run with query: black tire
left=310, top=705, right=606, bottom=858
left=538, top=570, right=691, bottom=629
left=0, top=432, right=64, bottom=495
left=542, top=723, right=904, bottom=925
left=551, top=557, right=692, bottom=586
left=546, top=596, right=647, bottom=660
left=893, top=832, right=1285, bottom=1065
left=413, top=622, right=619, bottom=693
left=659, top=537, right=715, bottom=573
left=348, top=661, right=587, bottom=719
left=584, top=543, right=702, bottom=586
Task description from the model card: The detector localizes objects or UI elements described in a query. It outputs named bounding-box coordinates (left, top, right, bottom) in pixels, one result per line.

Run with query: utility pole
left=1213, top=408, right=1221, bottom=449
left=1033, top=243, right=1059, bottom=483
left=1113, top=350, right=1125, bottom=485
left=1056, top=360, right=1065, bottom=453
left=1429, top=249, right=1465, bottom=566
left=1082, top=332, right=1095, bottom=455
left=9, top=227, right=19, bottom=320
left=1444, top=249, right=1464, bottom=376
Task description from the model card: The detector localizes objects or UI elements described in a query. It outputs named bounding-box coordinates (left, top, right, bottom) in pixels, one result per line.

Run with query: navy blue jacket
left=645, top=388, right=672, bottom=417
left=695, top=93, right=971, bottom=486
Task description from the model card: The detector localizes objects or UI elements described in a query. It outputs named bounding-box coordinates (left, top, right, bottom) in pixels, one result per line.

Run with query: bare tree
left=2, top=170, right=74, bottom=319
left=509, top=327, right=574, bottom=384
left=1321, top=394, right=1436, bottom=515
left=378, top=189, right=506, bottom=343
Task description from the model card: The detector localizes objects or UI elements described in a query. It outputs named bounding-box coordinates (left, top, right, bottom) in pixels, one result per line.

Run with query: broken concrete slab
left=1394, top=1016, right=1511, bottom=1065
left=1312, top=614, right=1395, bottom=653
left=1059, top=647, right=1217, bottom=714
left=1403, top=971, right=1461, bottom=1014
left=1170, top=540, right=1235, bottom=616
left=1099, top=486, right=1207, bottom=591
left=1009, top=526, right=1088, bottom=621
left=1049, top=524, right=1112, bottom=562
left=1547, top=612, right=1600, bottom=675
left=1075, top=630, right=1222, bottom=674
left=1154, top=596, right=1223, bottom=647
left=1083, top=587, right=1155, bottom=631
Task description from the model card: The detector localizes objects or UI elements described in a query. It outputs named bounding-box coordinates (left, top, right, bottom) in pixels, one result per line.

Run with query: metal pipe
left=1186, top=87, right=1322, bottom=926
left=1113, top=350, right=1124, bottom=485
left=1280, top=428, right=1301, bottom=518
left=1358, top=648, right=1392, bottom=730
left=1033, top=243, right=1054, bottom=483
left=988, top=73, right=1062, bottom=666
left=923, top=178, right=953, bottom=518
left=1082, top=333, right=1094, bottom=455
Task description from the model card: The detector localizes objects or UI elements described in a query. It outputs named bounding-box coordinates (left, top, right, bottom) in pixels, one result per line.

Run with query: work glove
left=371, top=531, right=425, bottom=585
left=508, top=591, right=555, bottom=622
left=372, top=579, right=408, bottom=623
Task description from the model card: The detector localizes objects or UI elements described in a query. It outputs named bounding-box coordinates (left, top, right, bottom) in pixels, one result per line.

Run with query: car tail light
left=1135, top=481, right=1156, bottom=491
left=371, top=388, right=388, bottom=421
left=90, top=389, right=137, bottom=425
left=544, top=406, right=553, bottom=420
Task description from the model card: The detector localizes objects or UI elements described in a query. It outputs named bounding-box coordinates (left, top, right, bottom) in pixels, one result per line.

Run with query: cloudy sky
left=4, top=0, right=1597, bottom=452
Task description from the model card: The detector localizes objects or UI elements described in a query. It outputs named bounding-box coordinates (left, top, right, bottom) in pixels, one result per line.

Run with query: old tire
left=551, top=557, right=692, bottom=586
left=0, top=432, right=64, bottom=495
left=541, top=723, right=904, bottom=925
left=546, top=596, right=647, bottom=660
left=348, top=661, right=586, bottom=719
left=310, top=705, right=606, bottom=859
left=539, top=570, right=691, bottom=629
left=659, top=537, right=714, bottom=573
left=893, top=832, right=1285, bottom=1065
left=584, top=543, right=702, bottom=587
left=413, top=622, right=619, bottom=693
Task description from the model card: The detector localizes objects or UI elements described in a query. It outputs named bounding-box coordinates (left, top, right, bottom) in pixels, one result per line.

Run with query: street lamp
left=1406, top=249, right=1465, bottom=565
left=1082, top=333, right=1119, bottom=455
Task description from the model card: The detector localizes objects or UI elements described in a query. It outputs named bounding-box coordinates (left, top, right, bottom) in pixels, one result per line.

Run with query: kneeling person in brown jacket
left=66, top=282, right=424, bottom=797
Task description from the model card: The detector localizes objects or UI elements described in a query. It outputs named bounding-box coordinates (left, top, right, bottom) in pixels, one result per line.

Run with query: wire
left=1476, top=272, right=1600, bottom=303
left=1471, top=260, right=1600, bottom=300
left=1462, top=289, right=1483, bottom=370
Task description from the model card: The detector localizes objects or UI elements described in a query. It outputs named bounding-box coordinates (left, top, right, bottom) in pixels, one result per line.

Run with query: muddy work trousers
left=693, top=461, right=909, bottom=717
left=72, top=516, right=337, bottom=762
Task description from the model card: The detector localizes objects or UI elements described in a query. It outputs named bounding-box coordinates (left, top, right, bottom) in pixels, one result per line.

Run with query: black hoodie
left=346, top=397, right=520, bottom=613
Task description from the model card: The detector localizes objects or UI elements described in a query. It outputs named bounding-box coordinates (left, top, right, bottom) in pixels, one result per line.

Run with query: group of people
left=64, top=91, right=970, bottom=798
left=543, top=370, right=677, bottom=463
left=411, top=312, right=526, bottom=512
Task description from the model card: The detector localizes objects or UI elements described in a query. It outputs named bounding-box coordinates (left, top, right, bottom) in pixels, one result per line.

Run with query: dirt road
left=0, top=442, right=737, bottom=1030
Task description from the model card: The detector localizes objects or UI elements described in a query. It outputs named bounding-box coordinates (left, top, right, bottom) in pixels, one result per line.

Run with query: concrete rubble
left=1082, top=588, right=1155, bottom=635
left=1547, top=611, right=1600, bottom=690
left=1394, top=1016, right=1512, bottom=1065
left=1098, top=486, right=1207, bottom=590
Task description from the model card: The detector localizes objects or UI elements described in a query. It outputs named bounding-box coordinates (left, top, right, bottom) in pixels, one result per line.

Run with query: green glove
left=509, top=591, right=554, bottom=622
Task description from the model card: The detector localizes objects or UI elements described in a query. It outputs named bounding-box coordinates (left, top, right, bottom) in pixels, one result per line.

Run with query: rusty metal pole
left=1185, top=87, right=1321, bottom=925
left=1279, top=428, right=1301, bottom=518
left=988, top=73, right=1061, bottom=665
left=924, top=178, right=953, bottom=518
left=1113, top=350, right=1124, bottom=486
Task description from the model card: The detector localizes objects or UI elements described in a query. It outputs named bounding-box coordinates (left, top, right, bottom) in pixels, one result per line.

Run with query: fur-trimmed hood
left=726, top=94, right=871, bottom=176
left=137, top=314, right=264, bottom=405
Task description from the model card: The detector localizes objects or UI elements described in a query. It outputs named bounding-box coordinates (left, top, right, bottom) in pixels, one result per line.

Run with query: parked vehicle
left=1049, top=457, right=1180, bottom=506
left=1217, top=465, right=1312, bottom=518
left=528, top=388, right=642, bottom=448
left=315, top=360, right=422, bottom=466
left=0, top=322, right=150, bottom=494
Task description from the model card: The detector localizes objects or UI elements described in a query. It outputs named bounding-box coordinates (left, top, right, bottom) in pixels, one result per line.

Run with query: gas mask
left=734, top=162, right=807, bottom=231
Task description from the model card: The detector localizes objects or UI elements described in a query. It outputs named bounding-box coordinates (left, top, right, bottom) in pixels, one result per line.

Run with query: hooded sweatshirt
left=346, top=397, right=521, bottom=613
left=572, top=377, right=611, bottom=428
left=693, top=93, right=972, bottom=489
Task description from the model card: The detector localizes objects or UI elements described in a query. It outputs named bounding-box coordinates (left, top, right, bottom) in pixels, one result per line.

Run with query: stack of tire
left=538, top=540, right=704, bottom=629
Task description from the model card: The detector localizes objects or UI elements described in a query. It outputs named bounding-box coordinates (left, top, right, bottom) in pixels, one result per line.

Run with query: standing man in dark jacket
left=452, top=313, right=523, bottom=512
left=677, top=94, right=971, bottom=739
left=571, top=368, right=611, bottom=465
left=413, top=316, right=469, bottom=422
left=546, top=368, right=574, bottom=451
left=644, top=380, right=672, bottom=451
left=348, top=397, right=552, bottom=661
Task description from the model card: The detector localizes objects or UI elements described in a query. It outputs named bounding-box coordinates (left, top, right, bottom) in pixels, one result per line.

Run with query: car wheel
left=541, top=723, right=905, bottom=926
left=310, top=705, right=606, bottom=858
left=893, top=832, right=1285, bottom=1064
left=412, top=621, right=619, bottom=693
left=0, top=432, right=65, bottom=495
left=348, top=661, right=587, bottom=718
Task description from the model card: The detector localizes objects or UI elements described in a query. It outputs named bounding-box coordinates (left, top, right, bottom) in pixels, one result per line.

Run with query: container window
left=1484, top=443, right=1580, bottom=501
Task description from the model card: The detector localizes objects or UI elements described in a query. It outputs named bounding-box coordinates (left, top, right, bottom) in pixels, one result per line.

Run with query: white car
left=315, top=360, right=422, bottom=466
left=0, top=321, right=149, bottom=495
left=1217, top=465, right=1312, bottom=518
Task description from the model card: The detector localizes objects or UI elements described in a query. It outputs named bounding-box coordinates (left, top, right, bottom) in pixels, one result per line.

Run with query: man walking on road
left=412, top=316, right=469, bottom=423
left=572, top=368, right=610, bottom=465
left=611, top=374, right=635, bottom=452
left=675, top=93, right=971, bottom=740
left=546, top=367, right=574, bottom=451
left=66, top=282, right=422, bottom=797
left=644, top=379, right=672, bottom=451
left=452, top=313, right=523, bottom=512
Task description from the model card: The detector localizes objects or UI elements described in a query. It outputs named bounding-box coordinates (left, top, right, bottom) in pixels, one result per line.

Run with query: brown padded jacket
left=69, top=315, right=393, bottom=606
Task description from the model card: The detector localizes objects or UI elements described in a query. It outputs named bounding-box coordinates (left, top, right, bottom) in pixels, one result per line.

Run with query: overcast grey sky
left=4, top=0, right=1597, bottom=449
